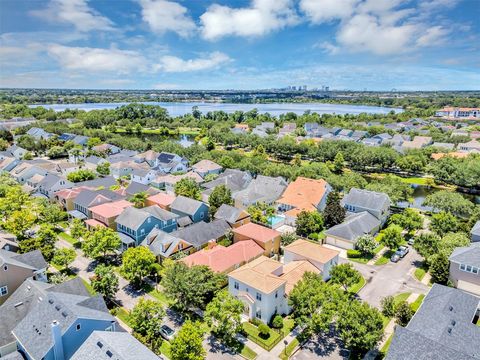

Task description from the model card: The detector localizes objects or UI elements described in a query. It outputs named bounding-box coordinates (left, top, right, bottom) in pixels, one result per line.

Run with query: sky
left=0, top=0, right=479, bottom=91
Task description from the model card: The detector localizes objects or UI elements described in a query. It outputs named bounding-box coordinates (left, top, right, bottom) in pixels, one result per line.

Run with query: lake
left=30, top=101, right=403, bottom=117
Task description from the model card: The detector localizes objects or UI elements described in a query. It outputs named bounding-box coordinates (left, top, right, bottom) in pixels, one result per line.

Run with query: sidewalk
left=270, top=326, right=301, bottom=358
left=367, top=247, right=388, bottom=266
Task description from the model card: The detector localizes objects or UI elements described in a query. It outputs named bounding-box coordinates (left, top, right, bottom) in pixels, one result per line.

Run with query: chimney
left=207, top=239, right=217, bottom=250
left=51, top=320, right=64, bottom=360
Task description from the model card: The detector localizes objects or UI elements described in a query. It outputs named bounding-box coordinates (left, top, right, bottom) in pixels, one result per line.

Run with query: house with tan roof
left=182, top=239, right=263, bottom=273
left=233, top=223, right=281, bottom=256
left=431, top=152, right=471, bottom=161
left=152, top=171, right=203, bottom=193
left=458, top=139, right=480, bottom=153
left=401, top=136, right=433, bottom=151
left=276, top=177, right=331, bottom=226
left=191, top=159, right=223, bottom=178
left=228, top=251, right=325, bottom=323
left=54, top=186, right=91, bottom=211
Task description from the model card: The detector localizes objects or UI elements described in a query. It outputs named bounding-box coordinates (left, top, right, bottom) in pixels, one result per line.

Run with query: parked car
left=160, top=324, right=176, bottom=341
left=391, top=253, right=400, bottom=263
left=408, top=238, right=415, bottom=246
left=396, top=246, right=409, bottom=258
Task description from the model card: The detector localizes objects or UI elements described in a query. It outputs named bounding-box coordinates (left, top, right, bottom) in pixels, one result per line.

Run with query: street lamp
left=284, top=339, right=288, bottom=357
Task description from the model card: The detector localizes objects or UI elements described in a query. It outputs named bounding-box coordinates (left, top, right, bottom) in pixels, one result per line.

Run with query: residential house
left=278, top=123, right=297, bottom=137
left=435, top=106, right=480, bottom=119
left=153, top=171, right=203, bottom=193
left=191, top=159, right=223, bottom=178
left=116, top=205, right=178, bottom=249
left=372, top=133, right=393, bottom=143
left=71, top=189, right=112, bottom=219
left=0, top=233, right=19, bottom=253
left=449, top=243, right=480, bottom=296
left=233, top=223, right=281, bottom=256
left=214, top=204, right=251, bottom=228
left=54, top=186, right=91, bottom=211
left=146, top=192, right=176, bottom=210
left=55, top=161, right=81, bottom=176
left=142, top=219, right=230, bottom=261
left=156, top=152, right=188, bottom=173
left=431, top=151, right=471, bottom=161
left=71, top=331, right=158, bottom=360
left=284, top=239, right=339, bottom=281
left=0, top=278, right=91, bottom=358
left=26, top=127, right=53, bottom=140
left=182, top=240, right=264, bottom=273
left=92, top=143, right=121, bottom=155
left=134, top=150, right=160, bottom=167
left=350, top=130, right=368, bottom=141
left=110, top=160, right=150, bottom=179
left=201, top=169, right=252, bottom=202
left=6, top=145, right=27, bottom=160
left=458, top=139, right=480, bottom=153
left=234, top=175, right=288, bottom=209
left=325, top=212, right=381, bottom=249
left=472, top=221, right=480, bottom=242
left=124, top=181, right=159, bottom=198
left=72, top=135, right=89, bottom=147
left=76, top=176, right=118, bottom=189
left=87, top=200, right=133, bottom=229
left=0, top=155, right=19, bottom=172
left=228, top=256, right=320, bottom=323
left=401, top=136, right=433, bottom=151
left=0, top=249, right=47, bottom=305
left=276, top=177, right=331, bottom=226
left=10, top=162, right=49, bottom=184
left=12, top=286, right=116, bottom=360
left=170, top=195, right=209, bottom=223
left=341, top=188, right=391, bottom=224
left=361, top=138, right=381, bottom=147
left=130, top=168, right=157, bottom=185
left=387, top=284, right=480, bottom=360
left=431, top=142, right=455, bottom=150
left=84, top=156, right=108, bottom=171
left=58, top=133, right=76, bottom=142
left=36, top=173, right=74, bottom=199
left=451, top=128, right=470, bottom=138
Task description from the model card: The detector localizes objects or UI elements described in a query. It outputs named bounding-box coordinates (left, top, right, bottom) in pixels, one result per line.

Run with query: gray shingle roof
left=471, top=221, right=480, bottom=237
left=170, top=195, right=207, bottom=217
left=449, top=242, right=480, bottom=268
left=125, top=181, right=158, bottom=197
left=214, top=204, right=243, bottom=224
left=76, top=176, right=117, bottom=189
left=0, top=278, right=89, bottom=347
left=202, top=169, right=252, bottom=193
left=341, top=188, right=390, bottom=211
left=234, top=175, right=287, bottom=205
left=324, top=212, right=380, bottom=242
left=387, top=284, right=480, bottom=360
left=38, top=173, right=72, bottom=190
left=0, top=249, right=47, bottom=270
left=116, top=206, right=177, bottom=230
left=75, top=189, right=110, bottom=208
left=12, top=291, right=114, bottom=360
left=71, top=331, right=159, bottom=360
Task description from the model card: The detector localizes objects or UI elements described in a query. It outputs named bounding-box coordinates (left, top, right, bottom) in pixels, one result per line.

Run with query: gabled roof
left=125, top=181, right=158, bottom=197
left=280, top=260, right=320, bottom=294
left=202, top=169, right=252, bottom=193
left=147, top=192, right=176, bottom=207
left=89, top=200, right=133, bottom=219
left=12, top=290, right=114, bottom=360
left=229, top=256, right=285, bottom=293
left=472, top=221, right=480, bottom=236
left=71, top=331, right=158, bottom=360
left=341, top=188, right=390, bottom=211
left=192, top=159, right=222, bottom=173
left=38, top=173, right=72, bottom=190
left=233, top=223, right=280, bottom=243
left=74, top=189, right=110, bottom=208
left=0, top=249, right=47, bottom=270
left=284, top=239, right=339, bottom=264
left=116, top=205, right=178, bottom=230
left=214, top=204, right=249, bottom=224
left=449, top=242, right=480, bottom=268
left=182, top=240, right=263, bottom=273
left=325, top=211, right=380, bottom=241
left=170, top=195, right=207, bottom=216
left=234, top=175, right=287, bottom=205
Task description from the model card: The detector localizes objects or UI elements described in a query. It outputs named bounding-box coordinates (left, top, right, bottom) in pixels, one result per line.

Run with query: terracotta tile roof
left=85, top=219, right=107, bottom=228
left=54, top=186, right=91, bottom=200
left=182, top=240, right=263, bottom=273
left=229, top=256, right=285, bottom=293
left=233, top=223, right=280, bottom=243
left=280, top=260, right=320, bottom=294
left=89, top=200, right=133, bottom=218
left=147, top=192, right=176, bottom=207
left=277, top=177, right=328, bottom=213
left=284, top=239, right=339, bottom=264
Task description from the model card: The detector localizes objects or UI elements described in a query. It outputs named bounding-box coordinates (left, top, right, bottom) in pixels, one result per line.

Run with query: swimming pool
left=268, top=215, right=285, bottom=228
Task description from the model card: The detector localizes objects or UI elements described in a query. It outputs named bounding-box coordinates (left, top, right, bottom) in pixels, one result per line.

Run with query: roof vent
left=449, top=306, right=453, bottom=311
left=106, top=350, right=113, bottom=358
left=447, top=327, right=452, bottom=334
left=55, top=305, right=61, bottom=311
left=97, top=341, right=103, bottom=348
left=14, top=302, right=23, bottom=307
left=451, top=320, right=456, bottom=326
left=48, top=299, right=54, bottom=304
left=61, top=311, right=68, bottom=318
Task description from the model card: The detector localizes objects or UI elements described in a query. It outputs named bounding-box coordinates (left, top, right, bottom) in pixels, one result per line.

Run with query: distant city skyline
left=1, top=0, right=479, bottom=90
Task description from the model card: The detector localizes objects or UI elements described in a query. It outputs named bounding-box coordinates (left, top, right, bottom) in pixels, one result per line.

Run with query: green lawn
left=140, top=283, right=173, bottom=307
left=399, top=177, right=430, bottom=185
left=348, top=244, right=384, bottom=264
left=160, top=340, right=172, bottom=359
left=348, top=275, right=366, bottom=294
left=81, top=278, right=96, bottom=296
left=239, top=345, right=257, bottom=360
left=410, top=294, right=425, bottom=312
left=279, top=337, right=300, bottom=360
left=414, top=267, right=427, bottom=282
left=112, top=307, right=132, bottom=327
left=58, top=231, right=80, bottom=247
left=380, top=334, right=394, bottom=354
left=242, top=322, right=281, bottom=351
left=281, top=317, right=296, bottom=337
left=374, top=250, right=395, bottom=265
left=393, top=292, right=411, bottom=306
left=382, top=315, right=391, bottom=330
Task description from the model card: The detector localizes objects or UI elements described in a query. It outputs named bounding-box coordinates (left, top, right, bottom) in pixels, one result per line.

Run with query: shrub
left=381, top=296, right=396, bottom=318
left=395, top=301, right=414, bottom=327
left=251, top=318, right=262, bottom=327
left=271, top=315, right=283, bottom=329
left=258, top=324, right=270, bottom=339
left=347, top=249, right=362, bottom=258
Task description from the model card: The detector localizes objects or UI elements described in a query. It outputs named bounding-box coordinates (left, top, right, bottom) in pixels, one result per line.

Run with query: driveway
left=344, top=248, right=429, bottom=308
left=292, top=334, right=349, bottom=360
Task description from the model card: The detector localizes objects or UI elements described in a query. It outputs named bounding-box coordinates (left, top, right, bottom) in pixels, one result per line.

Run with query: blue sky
left=0, top=0, right=479, bottom=90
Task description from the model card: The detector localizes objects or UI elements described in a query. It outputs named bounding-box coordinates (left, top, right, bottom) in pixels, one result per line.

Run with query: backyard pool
left=268, top=215, right=285, bottom=229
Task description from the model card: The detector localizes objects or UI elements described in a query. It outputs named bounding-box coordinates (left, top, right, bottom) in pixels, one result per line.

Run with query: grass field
left=414, top=267, right=427, bottom=281
left=348, top=244, right=384, bottom=264
left=374, top=250, right=395, bottom=265
left=279, top=338, right=300, bottom=360
left=160, top=341, right=172, bottom=359
left=410, top=294, right=425, bottom=312
left=243, top=322, right=281, bottom=351
left=349, top=275, right=366, bottom=294
left=57, top=231, right=80, bottom=247
left=393, top=292, right=411, bottom=306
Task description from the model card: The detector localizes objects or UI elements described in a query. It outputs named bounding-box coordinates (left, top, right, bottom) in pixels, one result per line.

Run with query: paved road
left=292, top=334, right=349, bottom=360
left=344, top=248, right=429, bottom=308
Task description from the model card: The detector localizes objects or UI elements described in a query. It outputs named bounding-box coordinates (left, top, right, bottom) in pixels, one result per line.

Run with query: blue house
left=11, top=288, right=116, bottom=360
left=115, top=205, right=178, bottom=249
left=170, top=195, right=209, bottom=223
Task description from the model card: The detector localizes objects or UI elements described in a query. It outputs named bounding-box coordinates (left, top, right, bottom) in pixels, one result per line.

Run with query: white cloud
left=200, top=0, right=299, bottom=40
left=138, top=0, right=196, bottom=37
left=47, top=45, right=146, bottom=73
left=314, top=41, right=340, bottom=54
left=416, top=26, right=450, bottom=47
left=155, top=52, right=231, bottom=72
left=300, top=0, right=359, bottom=23
left=30, top=0, right=114, bottom=32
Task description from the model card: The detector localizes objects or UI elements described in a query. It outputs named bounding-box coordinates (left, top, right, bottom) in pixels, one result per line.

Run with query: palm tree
left=130, top=192, right=148, bottom=208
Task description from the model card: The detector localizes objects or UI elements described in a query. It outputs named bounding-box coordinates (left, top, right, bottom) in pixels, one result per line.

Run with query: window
left=0, top=286, right=7, bottom=296
left=3, top=265, right=7, bottom=271
left=256, top=292, right=262, bottom=301
left=255, top=309, right=262, bottom=319
left=200, top=212, right=204, bottom=219
left=460, top=264, right=466, bottom=271
left=234, top=282, right=239, bottom=290
left=275, top=291, right=278, bottom=298
left=460, top=263, right=479, bottom=274
left=76, top=324, right=81, bottom=331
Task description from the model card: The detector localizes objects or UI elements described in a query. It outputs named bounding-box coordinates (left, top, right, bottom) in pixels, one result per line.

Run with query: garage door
left=326, top=236, right=354, bottom=250
left=457, top=280, right=480, bottom=296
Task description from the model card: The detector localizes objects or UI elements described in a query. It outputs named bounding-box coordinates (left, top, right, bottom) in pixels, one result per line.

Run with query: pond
left=30, top=101, right=403, bottom=117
